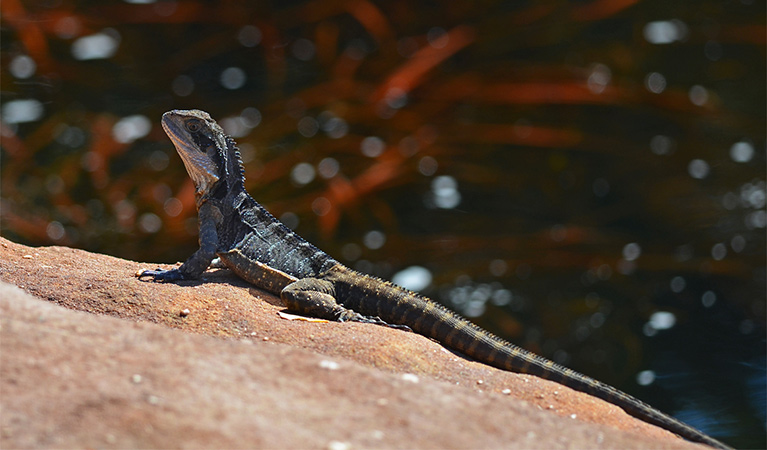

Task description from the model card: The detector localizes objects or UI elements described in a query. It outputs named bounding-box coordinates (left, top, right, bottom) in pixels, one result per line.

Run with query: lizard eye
left=185, top=119, right=202, bottom=132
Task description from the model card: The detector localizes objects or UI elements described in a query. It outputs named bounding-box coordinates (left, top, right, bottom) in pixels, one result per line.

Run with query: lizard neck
left=195, top=136, right=247, bottom=207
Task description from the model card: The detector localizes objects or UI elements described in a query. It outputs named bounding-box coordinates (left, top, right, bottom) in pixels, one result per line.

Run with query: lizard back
left=219, top=190, right=339, bottom=281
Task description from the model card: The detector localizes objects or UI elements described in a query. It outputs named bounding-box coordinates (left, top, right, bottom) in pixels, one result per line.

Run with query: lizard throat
left=178, top=149, right=220, bottom=196
left=161, top=117, right=221, bottom=196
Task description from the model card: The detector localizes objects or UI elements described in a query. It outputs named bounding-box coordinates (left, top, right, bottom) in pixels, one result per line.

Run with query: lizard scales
left=140, top=109, right=730, bottom=450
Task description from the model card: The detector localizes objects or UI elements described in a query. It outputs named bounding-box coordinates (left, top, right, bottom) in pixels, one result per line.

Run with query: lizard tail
left=336, top=267, right=730, bottom=450
left=427, top=305, right=730, bottom=449
left=384, top=288, right=731, bottom=450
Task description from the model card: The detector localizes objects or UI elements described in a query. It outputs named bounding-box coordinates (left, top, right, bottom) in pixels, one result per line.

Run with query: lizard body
left=140, top=109, right=730, bottom=450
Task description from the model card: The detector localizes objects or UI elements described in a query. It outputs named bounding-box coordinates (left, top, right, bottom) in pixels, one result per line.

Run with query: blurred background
left=1, top=0, right=764, bottom=447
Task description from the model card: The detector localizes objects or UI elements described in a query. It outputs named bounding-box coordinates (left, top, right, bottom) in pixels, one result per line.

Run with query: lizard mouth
left=161, top=111, right=220, bottom=195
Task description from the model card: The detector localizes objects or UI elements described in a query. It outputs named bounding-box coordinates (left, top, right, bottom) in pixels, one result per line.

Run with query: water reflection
left=71, top=30, right=120, bottom=60
left=360, top=136, right=385, bottom=157
left=643, top=20, right=688, bottom=44
left=317, top=158, right=339, bottom=179
left=363, top=230, right=386, bottom=250
left=430, top=175, right=461, bottom=209
left=9, top=55, right=36, bottom=79
left=688, top=85, right=709, bottom=106
left=290, top=162, right=315, bottom=185
left=730, top=141, right=755, bottom=163
left=2, top=99, right=44, bottom=124
left=238, top=25, right=262, bottom=48
left=220, top=67, right=246, bottom=90
left=688, top=159, right=710, bottom=179
left=391, top=265, right=432, bottom=292
left=112, top=115, right=151, bottom=144
left=644, top=72, right=667, bottom=94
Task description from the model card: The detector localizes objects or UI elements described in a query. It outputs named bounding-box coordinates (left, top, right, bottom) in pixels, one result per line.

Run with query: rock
left=0, top=237, right=700, bottom=449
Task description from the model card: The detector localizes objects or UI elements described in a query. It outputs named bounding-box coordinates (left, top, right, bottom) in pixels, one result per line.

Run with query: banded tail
left=330, top=266, right=730, bottom=450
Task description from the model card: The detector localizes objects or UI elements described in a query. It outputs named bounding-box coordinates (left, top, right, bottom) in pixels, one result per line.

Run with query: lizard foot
left=339, top=311, right=412, bottom=332
left=137, top=267, right=185, bottom=282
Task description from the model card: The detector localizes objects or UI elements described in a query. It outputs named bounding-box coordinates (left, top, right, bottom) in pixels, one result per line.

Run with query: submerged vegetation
left=1, top=1, right=764, bottom=447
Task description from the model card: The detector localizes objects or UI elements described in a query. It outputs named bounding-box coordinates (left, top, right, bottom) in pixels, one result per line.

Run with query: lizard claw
left=340, top=312, right=412, bottom=332
left=137, top=267, right=185, bottom=282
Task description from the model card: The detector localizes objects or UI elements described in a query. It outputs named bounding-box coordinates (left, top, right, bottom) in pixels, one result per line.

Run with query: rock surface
left=0, top=236, right=705, bottom=449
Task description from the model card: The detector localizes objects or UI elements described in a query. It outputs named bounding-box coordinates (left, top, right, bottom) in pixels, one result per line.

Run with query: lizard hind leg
left=281, top=278, right=410, bottom=330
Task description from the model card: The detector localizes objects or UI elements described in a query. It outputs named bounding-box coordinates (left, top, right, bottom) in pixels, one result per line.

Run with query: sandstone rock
left=0, top=237, right=702, bottom=449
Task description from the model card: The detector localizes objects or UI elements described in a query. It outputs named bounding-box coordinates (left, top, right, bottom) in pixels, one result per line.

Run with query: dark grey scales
left=139, top=109, right=731, bottom=450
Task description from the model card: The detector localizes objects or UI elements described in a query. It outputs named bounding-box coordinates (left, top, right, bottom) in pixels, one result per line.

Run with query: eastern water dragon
left=139, top=109, right=730, bottom=450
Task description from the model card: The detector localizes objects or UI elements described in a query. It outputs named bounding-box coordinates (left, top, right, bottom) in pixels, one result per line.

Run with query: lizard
left=139, top=109, right=731, bottom=450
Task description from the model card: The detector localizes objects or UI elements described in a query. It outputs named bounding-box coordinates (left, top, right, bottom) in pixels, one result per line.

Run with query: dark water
left=1, top=1, right=764, bottom=447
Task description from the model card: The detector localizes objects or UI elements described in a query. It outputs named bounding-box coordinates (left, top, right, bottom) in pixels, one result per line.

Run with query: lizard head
left=161, top=109, right=245, bottom=200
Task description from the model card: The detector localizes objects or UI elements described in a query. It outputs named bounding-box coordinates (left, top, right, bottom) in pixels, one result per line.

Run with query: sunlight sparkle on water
left=418, top=156, right=438, bottom=176
left=741, top=182, right=766, bottom=209
left=320, top=113, right=349, bottom=139
left=645, top=72, right=666, bottom=94
left=587, top=64, right=611, bottom=94
left=9, top=55, right=36, bottom=79
left=139, top=213, right=162, bottom=233
left=636, top=370, right=656, bottom=386
left=54, top=124, right=86, bottom=148
left=361, top=136, right=386, bottom=157
left=220, top=117, right=249, bottom=138
left=391, top=266, right=433, bottom=292
left=72, top=30, right=120, bottom=60
left=46, top=221, right=65, bottom=241
left=112, top=115, right=151, bottom=144
left=648, top=311, right=676, bottom=331
left=701, top=291, right=717, bottom=308
left=670, top=276, right=686, bottom=293
left=363, top=230, right=386, bottom=250
left=711, top=243, right=727, bottom=261
left=221, top=108, right=261, bottom=138
left=622, top=243, right=641, bottom=261
left=730, top=141, right=755, bottom=163
left=163, top=198, right=183, bottom=217
left=650, top=135, right=674, bottom=155
left=298, top=116, right=319, bottom=137
left=688, top=159, right=710, bottom=179
left=431, top=175, right=461, bottom=209
left=290, top=162, right=315, bottom=185
left=1, top=99, right=44, bottom=124
left=311, top=197, right=331, bottom=217
left=317, top=158, right=339, bottom=179
left=238, top=25, right=262, bottom=48
left=730, top=235, right=746, bottom=253
left=688, top=85, right=709, bottom=106
left=643, top=20, right=688, bottom=44
left=220, top=67, right=246, bottom=90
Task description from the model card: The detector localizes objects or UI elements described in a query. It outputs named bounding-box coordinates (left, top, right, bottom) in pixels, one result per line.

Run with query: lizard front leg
left=281, top=278, right=410, bottom=330
left=139, top=202, right=222, bottom=282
